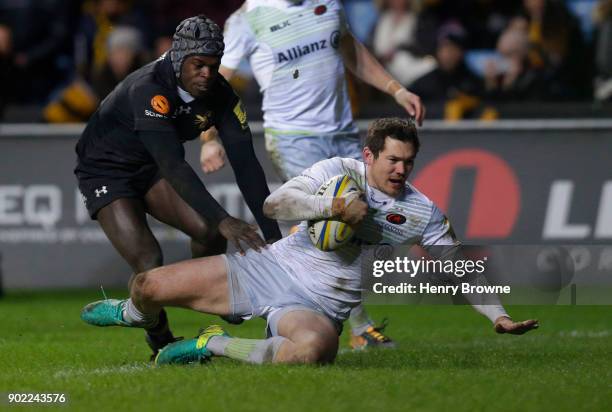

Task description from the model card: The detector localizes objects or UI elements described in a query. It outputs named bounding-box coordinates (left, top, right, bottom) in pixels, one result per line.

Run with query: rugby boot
left=81, top=299, right=132, bottom=327
left=155, top=325, right=229, bottom=366
left=350, top=318, right=397, bottom=350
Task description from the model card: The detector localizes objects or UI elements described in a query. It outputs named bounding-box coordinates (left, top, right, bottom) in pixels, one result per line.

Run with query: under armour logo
left=177, top=105, right=192, bottom=115
left=95, top=186, right=108, bottom=197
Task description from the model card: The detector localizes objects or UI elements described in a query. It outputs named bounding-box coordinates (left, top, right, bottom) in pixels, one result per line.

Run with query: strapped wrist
left=385, top=79, right=403, bottom=96
left=200, top=129, right=217, bottom=143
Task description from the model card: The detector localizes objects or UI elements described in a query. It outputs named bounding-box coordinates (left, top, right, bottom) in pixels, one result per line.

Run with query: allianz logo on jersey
left=277, top=30, right=340, bottom=63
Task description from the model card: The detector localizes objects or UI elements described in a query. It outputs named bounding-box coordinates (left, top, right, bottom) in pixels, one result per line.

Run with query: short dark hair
left=365, top=117, right=420, bottom=158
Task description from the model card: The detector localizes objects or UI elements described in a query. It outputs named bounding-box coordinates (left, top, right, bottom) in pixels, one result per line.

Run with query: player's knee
left=294, top=332, right=337, bottom=364
left=131, top=271, right=160, bottom=304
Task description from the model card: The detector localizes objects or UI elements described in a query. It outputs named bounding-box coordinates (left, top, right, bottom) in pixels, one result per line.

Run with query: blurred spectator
left=43, top=0, right=150, bottom=123
left=0, top=0, right=81, bottom=116
left=460, top=0, right=523, bottom=49
left=411, top=23, right=486, bottom=119
left=91, top=26, right=146, bottom=99
left=0, top=23, right=11, bottom=117
left=146, top=0, right=243, bottom=58
left=76, top=0, right=148, bottom=81
left=515, top=0, right=592, bottom=99
left=593, top=0, right=612, bottom=101
left=483, top=27, right=550, bottom=101
left=371, top=0, right=436, bottom=86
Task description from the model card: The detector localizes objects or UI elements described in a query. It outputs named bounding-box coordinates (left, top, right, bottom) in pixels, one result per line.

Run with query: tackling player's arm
left=139, top=129, right=267, bottom=253
left=339, top=30, right=425, bottom=126
left=421, top=206, right=539, bottom=335
left=199, top=6, right=250, bottom=173
left=133, top=85, right=265, bottom=252
left=216, top=96, right=282, bottom=244
left=263, top=159, right=367, bottom=225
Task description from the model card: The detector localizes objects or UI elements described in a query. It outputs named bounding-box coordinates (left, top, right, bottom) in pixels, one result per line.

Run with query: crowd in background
left=0, top=0, right=610, bottom=122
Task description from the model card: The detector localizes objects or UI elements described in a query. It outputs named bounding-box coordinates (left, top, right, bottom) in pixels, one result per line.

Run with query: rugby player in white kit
left=81, top=118, right=538, bottom=365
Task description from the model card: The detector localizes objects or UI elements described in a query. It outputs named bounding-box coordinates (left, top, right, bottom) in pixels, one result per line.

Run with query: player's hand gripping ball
left=308, top=175, right=362, bottom=251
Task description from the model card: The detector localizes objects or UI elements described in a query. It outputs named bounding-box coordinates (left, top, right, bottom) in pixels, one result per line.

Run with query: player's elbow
left=263, top=194, right=280, bottom=219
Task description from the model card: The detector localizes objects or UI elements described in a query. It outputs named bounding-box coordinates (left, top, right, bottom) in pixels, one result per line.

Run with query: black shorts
left=75, top=163, right=162, bottom=220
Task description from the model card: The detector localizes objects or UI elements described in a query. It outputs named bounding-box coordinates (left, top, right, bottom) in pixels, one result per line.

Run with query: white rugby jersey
left=221, top=0, right=357, bottom=134
left=267, top=157, right=458, bottom=320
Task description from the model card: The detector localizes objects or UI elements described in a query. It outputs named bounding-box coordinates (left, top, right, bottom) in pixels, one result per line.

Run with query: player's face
left=180, top=55, right=220, bottom=97
left=364, top=137, right=416, bottom=197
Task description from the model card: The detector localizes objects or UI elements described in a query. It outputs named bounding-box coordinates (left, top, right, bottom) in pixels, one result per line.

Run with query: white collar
left=366, top=184, right=394, bottom=209
left=177, top=86, right=195, bottom=103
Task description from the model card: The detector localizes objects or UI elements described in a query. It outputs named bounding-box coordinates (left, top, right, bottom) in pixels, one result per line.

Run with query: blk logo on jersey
left=95, top=186, right=108, bottom=198
left=386, top=213, right=407, bottom=225
left=270, top=20, right=290, bottom=32
left=314, top=5, right=327, bottom=15
left=151, top=95, right=170, bottom=115
left=278, top=39, right=328, bottom=63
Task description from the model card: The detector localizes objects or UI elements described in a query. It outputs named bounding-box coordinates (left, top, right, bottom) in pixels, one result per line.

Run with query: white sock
left=122, top=299, right=158, bottom=328
left=349, top=304, right=373, bottom=336
left=207, top=336, right=288, bottom=364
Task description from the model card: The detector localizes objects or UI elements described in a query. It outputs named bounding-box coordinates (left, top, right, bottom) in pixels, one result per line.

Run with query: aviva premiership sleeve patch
left=233, top=100, right=248, bottom=130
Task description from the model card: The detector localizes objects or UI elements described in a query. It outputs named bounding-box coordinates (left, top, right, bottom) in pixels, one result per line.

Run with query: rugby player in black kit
left=75, top=15, right=281, bottom=358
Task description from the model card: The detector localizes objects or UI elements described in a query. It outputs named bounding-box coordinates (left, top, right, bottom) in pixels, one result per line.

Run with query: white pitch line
left=53, top=363, right=150, bottom=379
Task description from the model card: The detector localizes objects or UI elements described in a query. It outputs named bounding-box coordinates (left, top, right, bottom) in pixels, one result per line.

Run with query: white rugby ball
left=308, top=175, right=361, bottom=251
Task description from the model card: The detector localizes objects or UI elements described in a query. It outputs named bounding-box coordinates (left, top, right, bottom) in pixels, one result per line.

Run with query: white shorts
left=264, top=130, right=361, bottom=181
left=223, top=248, right=342, bottom=337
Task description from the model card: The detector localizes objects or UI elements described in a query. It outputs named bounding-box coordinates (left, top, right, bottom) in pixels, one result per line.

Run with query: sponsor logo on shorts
left=151, top=95, right=170, bottom=115
left=94, top=186, right=108, bottom=198
left=386, top=213, right=407, bottom=225
left=233, top=100, right=248, bottom=130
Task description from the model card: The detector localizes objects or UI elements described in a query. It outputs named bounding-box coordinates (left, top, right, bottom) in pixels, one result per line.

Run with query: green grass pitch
left=1, top=290, right=611, bottom=411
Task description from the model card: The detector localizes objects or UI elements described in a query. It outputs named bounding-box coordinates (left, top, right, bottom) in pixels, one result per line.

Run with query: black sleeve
left=216, top=99, right=282, bottom=241
left=138, top=130, right=229, bottom=223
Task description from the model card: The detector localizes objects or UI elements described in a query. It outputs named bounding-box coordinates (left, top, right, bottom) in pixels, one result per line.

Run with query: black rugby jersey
left=75, top=53, right=280, bottom=240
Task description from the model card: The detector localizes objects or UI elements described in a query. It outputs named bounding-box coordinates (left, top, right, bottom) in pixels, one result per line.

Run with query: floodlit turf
left=1, top=290, right=611, bottom=411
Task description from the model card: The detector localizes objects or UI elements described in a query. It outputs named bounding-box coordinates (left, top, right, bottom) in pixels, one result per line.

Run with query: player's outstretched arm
left=494, top=316, right=539, bottom=335
left=216, top=104, right=282, bottom=243
left=421, top=207, right=539, bottom=334
left=339, top=31, right=425, bottom=126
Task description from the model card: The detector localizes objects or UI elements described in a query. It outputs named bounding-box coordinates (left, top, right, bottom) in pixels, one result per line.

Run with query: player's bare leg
left=145, top=178, right=243, bottom=326
left=130, top=255, right=230, bottom=316
left=97, top=198, right=163, bottom=277
left=156, top=309, right=339, bottom=366
left=144, top=178, right=227, bottom=257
